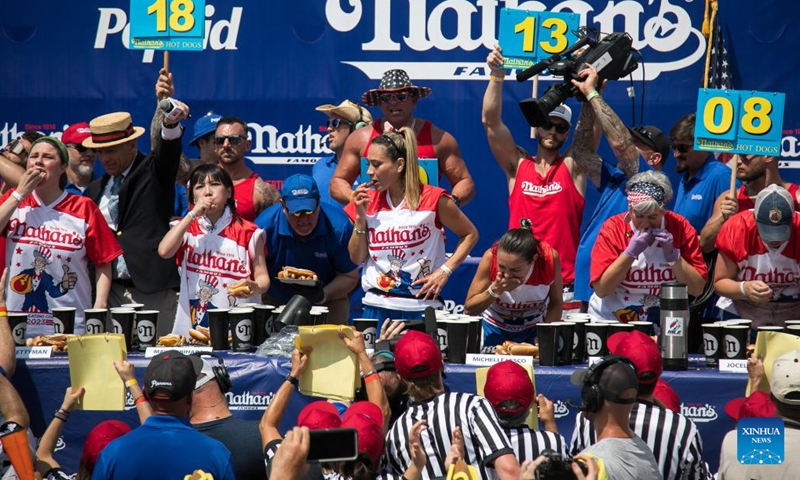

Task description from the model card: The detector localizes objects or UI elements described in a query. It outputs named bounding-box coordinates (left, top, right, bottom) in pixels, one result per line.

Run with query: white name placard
left=15, top=346, right=53, bottom=359
left=718, top=359, right=748, bottom=373
left=145, top=346, right=212, bottom=358
left=465, top=354, right=534, bottom=367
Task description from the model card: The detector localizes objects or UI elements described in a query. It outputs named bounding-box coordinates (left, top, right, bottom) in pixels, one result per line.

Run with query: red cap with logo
left=61, top=123, right=92, bottom=146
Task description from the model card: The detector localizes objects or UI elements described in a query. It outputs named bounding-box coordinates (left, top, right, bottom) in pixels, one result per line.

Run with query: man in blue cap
left=189, top=113, right=222, bottom=164
left=255, top=174, right=358, bottom=323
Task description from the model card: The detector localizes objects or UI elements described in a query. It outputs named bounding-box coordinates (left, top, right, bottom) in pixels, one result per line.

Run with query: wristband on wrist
left=355, top=226, right=367, bottom=235
left=586, top=90, right=600, bottom=102
left=285, top=374, right=299, bottom=386
left=11, top=191, right=24, bottom=203
left=365, top=373, right=380, bottom=384
left=740, top=281, right=747, bottom=299
left=125, top=379, right=138, bottom=388
left=490, top=74, right=504, bottom=82
left=134, top=396, right=147, bottom=406
left=54, top=410, right=69, bottom=422
left=188, top=211, right=198, bottom=220
left=440, top=264, right=453, bottom=276
left=487, top=285, right=501, bottom=298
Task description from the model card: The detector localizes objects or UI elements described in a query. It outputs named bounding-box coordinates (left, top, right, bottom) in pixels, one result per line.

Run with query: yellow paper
left=295, top=325, right=359, bottom=401
left=476, top=363, right=538, bottom=430
left=67, top=333, right=126, bottom=410
left=749, top=331, right=800, bottom=395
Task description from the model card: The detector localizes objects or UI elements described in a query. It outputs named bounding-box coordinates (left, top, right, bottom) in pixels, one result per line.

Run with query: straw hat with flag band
left=362, top=69, right=432, bottom=107
left=82, top=112, right=145, bottom=149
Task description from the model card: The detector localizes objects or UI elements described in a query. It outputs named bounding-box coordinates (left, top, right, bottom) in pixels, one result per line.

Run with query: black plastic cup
left=207, top=309, right=231, bottom=350
left=121, top=303, right=145, bottom=311
left=537, top=323, right=559, bottom=366
left=109, top=308, right=136, bottom=350
left=353, top=318, right=378, bottom=350
left=253, top=305, right=274, bottom=347
left=555, top=322, right=575, bottom=366
left=630, top=321, right=654, bottom=336
left=584, top=322, right=609, bottom=357
left=135, top=310, right=159, bottom=351
left=701, top=323, right=724, bottom=366
left=229, top=308, right=254, bottom=352
left=444, top=319, right=470, bottom=364
left=607, top=322, right=635, bottom=339
left=465, top=316, right=482, bottom=354
left=84, top=309, right=108, bottom=335
left=723, top=325, right=750, bottom=359
left=8, top=314, right=27, bottom=346
left=434, top=317, right=452, bottom=360
left=51, top=307, right=76, bottom=335
left=568, top=318, right=589, bottom=363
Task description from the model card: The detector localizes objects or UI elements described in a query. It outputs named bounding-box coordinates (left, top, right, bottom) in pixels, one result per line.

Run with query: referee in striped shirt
left=384, top=331, right=520, bottom=479
left=570, top=330, right=712, bottom=480
left=482, top=361, right=568, bottom=479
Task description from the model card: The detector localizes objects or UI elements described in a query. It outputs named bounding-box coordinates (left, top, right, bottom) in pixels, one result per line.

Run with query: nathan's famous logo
left=520, top=181, right=563, bottom=198
left=740, top=266, right=797, bottom=285
left=185, top=245, right=249, bottom=276
left=326, top=0, right=705, bottom=81
left=680, top=403, right=718, bottom=423
left=94, top=3, right=242, bottom=63
left=7, top=219, right=84, bottom=250
left=225, top=390, right=274, bottom=410
left=369, top=224, right=433, bottom=250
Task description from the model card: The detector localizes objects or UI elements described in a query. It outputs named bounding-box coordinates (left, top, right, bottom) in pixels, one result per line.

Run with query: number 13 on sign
left=694, top=88, right=785, bottom=156
left=498, top=8, right=579, bottom=70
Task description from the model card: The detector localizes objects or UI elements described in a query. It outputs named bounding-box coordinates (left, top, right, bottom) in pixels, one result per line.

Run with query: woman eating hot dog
left=159, top=164, right=270, bottom=335
left=346, top=127, right=478, bottom=332
left=464, top=219, right=563, bottom=348
left=589, top=170, right=706, bottom=324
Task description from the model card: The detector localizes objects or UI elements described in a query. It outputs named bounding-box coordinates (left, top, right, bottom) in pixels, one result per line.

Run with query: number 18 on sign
left=129, top=0, right=205, bottom=51
left=694, top=88, right=785, bottom=155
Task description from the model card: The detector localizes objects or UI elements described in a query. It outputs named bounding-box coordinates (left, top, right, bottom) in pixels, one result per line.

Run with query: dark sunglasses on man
left=213, top=135, right=246, bottom=146
left=379, top=91, right=415, bottom=103
left=671, top=142, right=693, bottom=154
left=540, top=122, right=570, bottom=134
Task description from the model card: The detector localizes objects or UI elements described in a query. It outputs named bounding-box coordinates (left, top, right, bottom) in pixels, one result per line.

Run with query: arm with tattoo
left=589, top=95, right=639, bottom=177
left=254, top=177, right=280, bottom=215
left=570, top=103, right=603, bottom=187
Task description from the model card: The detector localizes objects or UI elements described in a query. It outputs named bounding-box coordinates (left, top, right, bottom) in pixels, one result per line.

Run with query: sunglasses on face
left=379, top=92, right=413, bottom=103
left=66, top=143, right=88, bottom=153
left=213, top=135, right=246, bottom=146
left=5, top=139, right=26, bottom=157
left=290, top=209, right=315, bottom=217
left=671, top=142, right=693, bottom=154
left=541, top=122, right=570, bottom=134
left=325, top=118, right=352, bottom=130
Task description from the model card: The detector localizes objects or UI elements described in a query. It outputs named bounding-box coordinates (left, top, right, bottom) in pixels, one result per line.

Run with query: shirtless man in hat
left=330, top=69, right=475, bottom=207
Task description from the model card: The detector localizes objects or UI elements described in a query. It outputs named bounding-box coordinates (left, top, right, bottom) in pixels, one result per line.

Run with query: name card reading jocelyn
left=15, top=346, right=53, bottom=359
left=718, top=359, right=748, bottom=374
left=466, top=354, right=534, bottom=367
left=145, top=346, right=212, bottom=358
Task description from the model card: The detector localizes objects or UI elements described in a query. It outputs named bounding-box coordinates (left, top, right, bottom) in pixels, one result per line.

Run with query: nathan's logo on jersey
left=680, top=403, right=718, bottom=423
left=519, top=181, right=563, bottom=198
left=225, top=390, right=274, bottom=410
left=553, top=400, right=571, bottom=419
left=7, top=219, right=85, bottom=250
left=740, top=266, right=798, bottom=285
left=94, top=4, right=243, bottom=63
left=325, top=0, right=704, bottom=81
left=368, top=224, right=432, bottom=250
left=624, top=264, right=675, bottom=284
left=496, top=299, right=546, bottom=311
left=184, top=245, right=249, bottom=276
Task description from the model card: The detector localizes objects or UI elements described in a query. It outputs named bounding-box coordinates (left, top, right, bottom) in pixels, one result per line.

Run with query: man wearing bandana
left=588, top=171, right=707, bottom=324
left=714, top=185, right=800, bottom=329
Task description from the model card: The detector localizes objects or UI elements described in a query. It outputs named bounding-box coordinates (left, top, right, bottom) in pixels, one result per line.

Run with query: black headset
left=192, top=352, right=232, bottom=394
left=579, top=355, right=637, bottom=414
left=351, top=101, right=368, bottom=131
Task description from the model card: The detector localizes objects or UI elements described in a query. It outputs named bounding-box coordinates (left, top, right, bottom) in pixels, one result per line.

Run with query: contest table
left=14, top=352, right=742, bottom=474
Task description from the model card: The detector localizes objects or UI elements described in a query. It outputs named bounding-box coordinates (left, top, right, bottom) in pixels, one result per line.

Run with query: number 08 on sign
left=694, top=88, right=785, bottom=155
left=129, top=0, right=205, bottom=51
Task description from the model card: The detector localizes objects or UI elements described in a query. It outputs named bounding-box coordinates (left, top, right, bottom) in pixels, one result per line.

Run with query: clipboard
left=295, top=325, right=359, bottom=401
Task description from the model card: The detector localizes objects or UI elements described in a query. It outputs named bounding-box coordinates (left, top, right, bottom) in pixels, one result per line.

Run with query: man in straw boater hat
left=313, top=99, right=372, bottom=209
left=330, top=69, right=475, bottom=207
left=84, top=69, right=188, bottom=334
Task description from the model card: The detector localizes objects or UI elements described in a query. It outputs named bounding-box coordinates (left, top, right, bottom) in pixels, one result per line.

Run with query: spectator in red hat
left=60, top=122, right=96, bottom=194
left=385, top=331, right=520, bottom=479
left=93, top=351, right=235, bottom=480
left=653, top=378, right=681, bottom=413
left=483, top=361, right=567, bottom=479
left=570, top=331, right=711, bottom=480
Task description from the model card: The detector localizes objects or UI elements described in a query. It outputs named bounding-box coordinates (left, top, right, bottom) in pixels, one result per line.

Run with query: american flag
left=705, top=10, right=733, bottom=90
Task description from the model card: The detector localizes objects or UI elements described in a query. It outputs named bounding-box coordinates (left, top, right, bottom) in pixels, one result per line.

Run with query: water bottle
left=660, top=282, right=689, bottom=370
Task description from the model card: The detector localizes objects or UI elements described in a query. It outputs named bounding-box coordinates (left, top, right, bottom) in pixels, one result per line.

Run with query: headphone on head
left=351, top=101, right=368, bottom=131
left=191, top=352, right=232, bottom=394
left=579, top=355, right=637, bottom=414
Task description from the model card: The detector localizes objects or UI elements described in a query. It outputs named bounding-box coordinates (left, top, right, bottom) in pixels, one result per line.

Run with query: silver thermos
left=660, top=282, right=689, bottom=370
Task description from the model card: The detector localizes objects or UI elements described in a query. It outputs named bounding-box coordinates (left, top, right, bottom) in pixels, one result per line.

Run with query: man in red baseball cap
left=570, top=330, right=712, bottom=480
left=385, top=331, right=520, bottom=479
left=61, top=122, right=96, bottom=194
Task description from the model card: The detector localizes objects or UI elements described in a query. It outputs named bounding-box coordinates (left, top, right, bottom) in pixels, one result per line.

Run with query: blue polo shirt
left=256, top=201, right=357, bottom=303
left=674, top=155, right=739, bottom=233
left=312, top=154, right=343, bottom=210
left=574, top=158, right=650, bottom=302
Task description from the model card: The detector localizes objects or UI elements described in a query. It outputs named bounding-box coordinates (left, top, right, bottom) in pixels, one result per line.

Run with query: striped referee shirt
left=485, top=427, right=568, bottom=480
left=569, top=400, right=712, bottom=480
left=385, top=392, right=514, bottom=479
